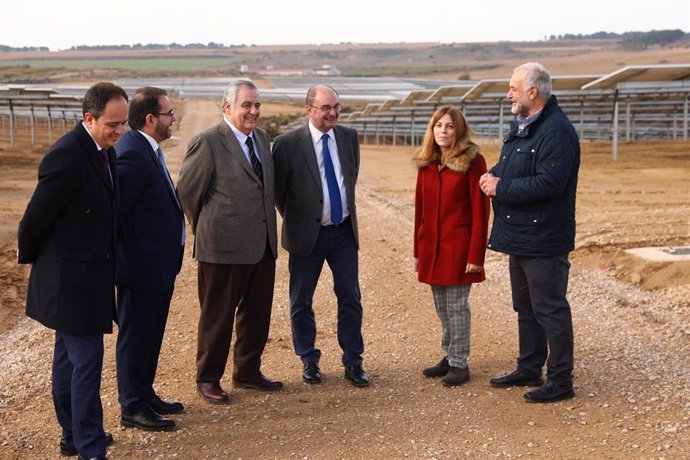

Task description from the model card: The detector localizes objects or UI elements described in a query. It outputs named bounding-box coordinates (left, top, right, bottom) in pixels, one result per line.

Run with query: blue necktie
left=156, top=148, right=177, bottom=201
left=157, top=147, right=185, bottom=244
left=321, top=134, right=342, bottom=225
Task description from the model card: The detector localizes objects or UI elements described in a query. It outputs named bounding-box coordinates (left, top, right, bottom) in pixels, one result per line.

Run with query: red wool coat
left=414, top=149, right=490, bottom=286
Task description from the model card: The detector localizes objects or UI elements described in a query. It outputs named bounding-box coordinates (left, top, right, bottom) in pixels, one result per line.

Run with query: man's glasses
left=154, top=109, right=175, bottom=117
left=309, top=104, right=343, bottom=113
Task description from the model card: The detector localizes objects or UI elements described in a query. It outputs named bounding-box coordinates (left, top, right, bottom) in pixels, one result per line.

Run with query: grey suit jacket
left=177, top=121, right=277, bottom=264
left=273, top=124, right=360, bottom=256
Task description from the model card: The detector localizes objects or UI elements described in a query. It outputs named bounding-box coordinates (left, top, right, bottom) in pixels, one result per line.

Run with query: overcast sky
left=2, top=0, right=688, bottom=51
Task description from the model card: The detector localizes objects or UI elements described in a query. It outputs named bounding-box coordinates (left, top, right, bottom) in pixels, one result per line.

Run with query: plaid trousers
left=431, top=284, right=472, bottom=369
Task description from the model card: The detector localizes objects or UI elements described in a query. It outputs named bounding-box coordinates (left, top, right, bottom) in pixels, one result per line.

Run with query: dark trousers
left=289, top=223, right=364, bottom=366
left=52, top=331, right=106, bottom=459
left=196, top=246, right=276, bottom=383
left=116, top=287, right=173, bottom=414
left=509, top=254, right=574, bottom=383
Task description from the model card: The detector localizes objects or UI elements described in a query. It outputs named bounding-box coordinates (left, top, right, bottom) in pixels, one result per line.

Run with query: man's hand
left=479, top=173, right=500, bottom=197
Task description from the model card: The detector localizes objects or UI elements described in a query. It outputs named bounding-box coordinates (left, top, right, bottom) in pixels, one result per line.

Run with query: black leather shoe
left=232, top=373, right=284, bottom=391
left=121, top=407, right=176, bottom=431
left=422, top=357, right=450, bottom=378
left=344, top=364, right=370, bottom=387
left=77, top=455, right=107, bottom=460
left=523, top=380, right=575, bottom=403
left=60, top=432, right=113, bottom=456
left=149, top=395, right=184, bottom=415
left=303, top=362, right=322, bottom=384
left=441, top=366, right=470, bottom=386
left=490, top=369, right=544, bottom=388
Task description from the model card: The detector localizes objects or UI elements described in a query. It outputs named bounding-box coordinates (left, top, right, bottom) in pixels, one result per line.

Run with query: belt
left=322, top=215, right=351, bottom=228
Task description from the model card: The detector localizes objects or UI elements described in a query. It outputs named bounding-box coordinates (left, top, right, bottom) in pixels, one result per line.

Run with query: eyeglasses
left=153, top=109, right=175, bottom=118
left=309, top=103, right=343, bottom=113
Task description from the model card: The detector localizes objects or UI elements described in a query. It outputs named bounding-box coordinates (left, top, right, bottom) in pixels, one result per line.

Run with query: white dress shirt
left=308, top=121, right=349, bottom=226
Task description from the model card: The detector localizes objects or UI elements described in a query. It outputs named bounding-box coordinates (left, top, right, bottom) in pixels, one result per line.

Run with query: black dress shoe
left=422, top=357, right=450, bottom=378
left=232, top=373, right=284, bottom=391
left=490, top=369, right=544, bottom=388
left=303, top=362, right=322, bottom=384
left=523, top=380, right=575, bottom=403
left=344, top=364, right=370, bottom=387
left=121, top=407, right=176, bottom=431
left=60, top=432, right=113, bottom=456
left=78, top=455, right=107, bottom=460
left=149, top=395, right=184, bottom=415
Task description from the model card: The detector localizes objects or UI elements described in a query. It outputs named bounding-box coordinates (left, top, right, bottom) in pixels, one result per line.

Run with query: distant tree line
left=0, top=45, right=49, bottom=52
left=549, top=29, right=689, bottom=49
left=66, top=42, right=246, bottom=51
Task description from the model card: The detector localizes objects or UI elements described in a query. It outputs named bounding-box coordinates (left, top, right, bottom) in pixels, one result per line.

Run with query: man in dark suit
left=273, top=85, right=369, bottom=387
left=177, top=79, right=282, bottom=404
left=18, top=82, right=128, bottom=460
left=115, top=87, right=185, bottom=431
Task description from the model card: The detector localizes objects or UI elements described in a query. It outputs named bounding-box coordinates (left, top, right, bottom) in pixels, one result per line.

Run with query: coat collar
left=417, top=143, right=479, bottom=173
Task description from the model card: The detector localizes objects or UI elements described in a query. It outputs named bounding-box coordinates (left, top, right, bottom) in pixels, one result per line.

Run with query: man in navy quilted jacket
left=480, top=62, right=580, bottom=403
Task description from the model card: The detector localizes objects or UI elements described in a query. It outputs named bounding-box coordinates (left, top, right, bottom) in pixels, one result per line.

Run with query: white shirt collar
left=137, top=130, right=160, bottom=153
left=308, top=121, right=334, bottom=145
left=81, top=121, right=103, bottom=151
left=224, top=115, right=253, bottom=144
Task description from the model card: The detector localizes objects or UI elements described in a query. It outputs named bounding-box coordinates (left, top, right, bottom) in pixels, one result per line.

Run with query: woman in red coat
left=414, top=106, right=490, bottom=386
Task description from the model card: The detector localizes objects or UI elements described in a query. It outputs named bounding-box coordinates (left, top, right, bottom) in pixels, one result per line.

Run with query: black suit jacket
left=273, top=124, right=360, bottom=256
left=115, top=130, right=184, bottom=292
left=18, top=123, right=118, bottom=334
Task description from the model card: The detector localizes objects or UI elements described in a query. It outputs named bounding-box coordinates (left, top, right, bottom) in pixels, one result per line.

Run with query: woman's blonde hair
left=414, top=106, right=477, bottom=168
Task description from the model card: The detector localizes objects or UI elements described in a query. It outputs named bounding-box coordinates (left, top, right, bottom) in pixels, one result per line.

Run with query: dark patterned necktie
left=246, top=136, right=263, bottom=182
left=98, top=149, right=111, bottom=184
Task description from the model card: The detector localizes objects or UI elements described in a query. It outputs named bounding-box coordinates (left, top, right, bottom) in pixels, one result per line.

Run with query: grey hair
left=514, top=62, right=552, bottom=100
left=222, top=79, right=259, bottom=109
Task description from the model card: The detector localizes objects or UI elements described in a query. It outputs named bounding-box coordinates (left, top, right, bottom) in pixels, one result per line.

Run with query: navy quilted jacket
left=487, top=95, right=580, bottom=256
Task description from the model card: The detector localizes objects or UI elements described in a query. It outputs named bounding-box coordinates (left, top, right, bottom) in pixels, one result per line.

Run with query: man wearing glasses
left=115, top=87, right=185, bottom=430
left=273, top=84, right=369, bottom=387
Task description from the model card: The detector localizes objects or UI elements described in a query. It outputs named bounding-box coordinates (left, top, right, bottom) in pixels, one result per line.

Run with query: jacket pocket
left=498, top=208, right=541, bottom=226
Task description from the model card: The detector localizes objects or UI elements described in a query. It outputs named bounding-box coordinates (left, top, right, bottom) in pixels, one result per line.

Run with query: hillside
left=1, top=39, right=689, bottom=82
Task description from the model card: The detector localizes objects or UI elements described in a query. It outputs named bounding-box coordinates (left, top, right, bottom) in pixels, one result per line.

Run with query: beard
left=155, top=122, right=172, bottom=140
left=510, top=98, right=529, bottom=116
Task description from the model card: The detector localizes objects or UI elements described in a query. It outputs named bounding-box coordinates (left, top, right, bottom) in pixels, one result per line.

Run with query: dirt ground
left=0, top=99, right=688, bottom=459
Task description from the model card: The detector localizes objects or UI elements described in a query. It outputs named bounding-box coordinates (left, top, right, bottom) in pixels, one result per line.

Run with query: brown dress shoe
left=232, top=373, right=284, bottom=391
left=196, top=382, right=230, bottom=404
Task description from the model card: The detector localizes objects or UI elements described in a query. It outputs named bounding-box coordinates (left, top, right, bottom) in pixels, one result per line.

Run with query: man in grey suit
left=177, top=79, right=283, bottom=404
left=273, top=84, right=369, bottom=387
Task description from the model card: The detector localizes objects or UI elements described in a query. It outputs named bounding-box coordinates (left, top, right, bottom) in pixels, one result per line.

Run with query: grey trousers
left=431, top=284, right=472, bottom=369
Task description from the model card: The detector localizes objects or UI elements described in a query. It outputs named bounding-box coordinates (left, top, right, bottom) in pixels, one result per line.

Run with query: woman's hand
left=465, top=263, right=482, bottom=274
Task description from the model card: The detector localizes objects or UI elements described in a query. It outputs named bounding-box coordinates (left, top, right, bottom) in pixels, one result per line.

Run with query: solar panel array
left=0, top=87, right=82, bottom=146
left=337, top=64, right=690, bottom=160
left=1, top=64, right=688, bottom=160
